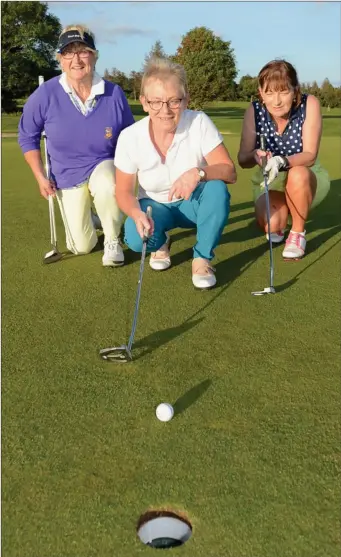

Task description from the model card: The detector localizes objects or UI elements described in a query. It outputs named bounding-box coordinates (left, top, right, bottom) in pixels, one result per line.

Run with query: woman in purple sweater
left=18, top=24, right=134, bottom=267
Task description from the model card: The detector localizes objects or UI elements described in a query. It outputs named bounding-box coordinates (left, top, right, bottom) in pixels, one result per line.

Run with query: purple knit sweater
left=18, top=76, right=134, bottom=189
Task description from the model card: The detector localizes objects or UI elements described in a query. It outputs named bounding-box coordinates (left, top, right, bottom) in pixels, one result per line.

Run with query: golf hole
left=137, top=510, right=192, bottom=549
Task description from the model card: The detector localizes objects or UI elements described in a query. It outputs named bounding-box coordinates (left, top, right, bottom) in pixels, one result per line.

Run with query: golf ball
left=156, top=403, right=174, bottom=422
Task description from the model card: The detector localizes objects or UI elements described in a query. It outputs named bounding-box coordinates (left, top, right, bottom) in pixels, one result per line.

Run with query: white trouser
left=56, top=159, right=122, bottom=254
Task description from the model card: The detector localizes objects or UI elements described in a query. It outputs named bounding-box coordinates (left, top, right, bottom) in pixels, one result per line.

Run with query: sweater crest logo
left=105, top=127, right=113, bottom=139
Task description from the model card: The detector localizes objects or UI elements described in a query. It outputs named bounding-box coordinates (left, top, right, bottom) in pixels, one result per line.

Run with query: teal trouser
left=251, top=159, right=330, bottom=210
left=124, top=180, right=230, bottom=260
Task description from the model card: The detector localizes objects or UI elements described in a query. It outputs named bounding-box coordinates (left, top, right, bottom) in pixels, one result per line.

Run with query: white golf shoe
left=266, top=229, right=286, bottom=243
left=192, top=258, right=216, bottom=290
left=149, top=234, right=171, bottom=271
left=282, top=231, right=306, bottom=260
left=102, top=239, right=124, bottom=267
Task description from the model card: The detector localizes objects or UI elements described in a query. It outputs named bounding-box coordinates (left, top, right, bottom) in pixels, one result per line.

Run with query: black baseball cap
left=56, top=30, right=96, bottom=53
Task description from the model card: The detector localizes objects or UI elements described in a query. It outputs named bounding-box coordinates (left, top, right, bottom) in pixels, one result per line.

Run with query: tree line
left=237, top=75, right=341, bottom=109
left=2, top=1, right=340, bottom=113
left=105, top=66, right=341, bottom=109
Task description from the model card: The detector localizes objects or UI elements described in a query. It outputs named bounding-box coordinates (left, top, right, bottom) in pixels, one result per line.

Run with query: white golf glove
left=261, top=155, right=289, bottom=187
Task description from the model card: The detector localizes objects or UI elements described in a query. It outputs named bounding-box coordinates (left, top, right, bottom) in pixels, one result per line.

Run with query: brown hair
left=257, top=59, right=301, bottom=107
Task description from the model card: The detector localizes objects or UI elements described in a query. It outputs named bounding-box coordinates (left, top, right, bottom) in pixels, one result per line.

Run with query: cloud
left=108, top=25, right=156, bottom=37
left=92, top=23, right=156, bottom=45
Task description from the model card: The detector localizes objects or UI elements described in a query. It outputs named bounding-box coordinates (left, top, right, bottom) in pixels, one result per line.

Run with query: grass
left=2, top=100, right=341, bottom=135
left=2, top=107, right=341, bottom=557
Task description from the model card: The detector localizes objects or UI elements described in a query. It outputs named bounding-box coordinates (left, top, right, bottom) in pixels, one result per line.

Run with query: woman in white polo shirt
left=114, top=57, right=237, bottom=289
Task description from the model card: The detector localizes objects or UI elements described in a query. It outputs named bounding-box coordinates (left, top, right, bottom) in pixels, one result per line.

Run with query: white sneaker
left=282, top=231, right=306, bottom=260
left=102, top=239, right=124, bottom=267
left=266, top=229, right=286, bottom=243
left=91, top=211, right=102, bottom=230
left=149, top=234, right=171, bottom=271
left=192, top=258, right=216, bottom=289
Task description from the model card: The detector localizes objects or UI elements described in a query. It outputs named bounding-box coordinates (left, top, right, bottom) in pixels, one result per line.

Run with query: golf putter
left=42, top=136, right=62, bottom=264
left=38, top=77, right=62, bottom=265
left=100, top=206, right=153, bottom=362
left=251, top=134, right=276, bottom=296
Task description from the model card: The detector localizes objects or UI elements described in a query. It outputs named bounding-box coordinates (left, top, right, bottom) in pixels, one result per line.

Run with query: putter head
left=43, top=250, right=63, bottom=264
left=99, top=345, right=133, bottom=363
left=251, top=286, right=276, bottom=296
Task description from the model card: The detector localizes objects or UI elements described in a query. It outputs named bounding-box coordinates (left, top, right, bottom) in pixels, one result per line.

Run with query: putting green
left=2, top=105, right=340, bottom=556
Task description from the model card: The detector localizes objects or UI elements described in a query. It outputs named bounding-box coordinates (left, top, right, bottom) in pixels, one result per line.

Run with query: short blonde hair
left=56, top=24, right=98, bottom=62
left=140, top=57, right=188, bottom=97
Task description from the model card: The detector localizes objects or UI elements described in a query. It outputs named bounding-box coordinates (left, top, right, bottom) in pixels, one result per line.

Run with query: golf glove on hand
left=261, top=155, right=289, bottom=187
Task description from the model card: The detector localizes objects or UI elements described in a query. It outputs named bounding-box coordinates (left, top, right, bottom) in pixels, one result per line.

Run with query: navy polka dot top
left=253, top=93, right=307, bottom=156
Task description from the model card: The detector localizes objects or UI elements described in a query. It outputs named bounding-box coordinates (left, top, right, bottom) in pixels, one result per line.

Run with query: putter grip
left=260, top=134, right=267, bottom=171
left=143, top=206, right=152, bottom=240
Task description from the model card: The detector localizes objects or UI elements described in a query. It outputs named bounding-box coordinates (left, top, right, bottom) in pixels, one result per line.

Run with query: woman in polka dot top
left=238, top=59, right=330, bottom=259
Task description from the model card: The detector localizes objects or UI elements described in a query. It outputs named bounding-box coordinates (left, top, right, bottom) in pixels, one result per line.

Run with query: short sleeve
left=199, top=112, right=224, bottom=157
left=114, top=128, right=138, bottom=174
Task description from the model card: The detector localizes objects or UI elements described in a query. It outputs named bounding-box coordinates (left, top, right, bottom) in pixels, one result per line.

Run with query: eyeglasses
left=61, top=50, right=91, bottom=60
left=146, top=98, right=183, bottom=111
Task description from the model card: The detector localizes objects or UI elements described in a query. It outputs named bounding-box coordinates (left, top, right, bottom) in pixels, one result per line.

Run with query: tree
left=108, top=67, right=131, bottom=92
left=144, top=40, right=167, bottom=67
left=1, top=1, right=61, bottom=112
left=320, top=78, right=338, bottom=108
left=129, top=70, right=143, bottom=101
left=335, top=87, right=341, bottom=109
left=237, top=74, right=258, bottom=101
left=309, top=80, right=321, bottom=99
left=224, top=80, right=238, bottom=101
left=171, top=27, right=237, bottom=109
left=103, top=69, right=112, bottom=81
left=301, top=81, right=310, bottom=94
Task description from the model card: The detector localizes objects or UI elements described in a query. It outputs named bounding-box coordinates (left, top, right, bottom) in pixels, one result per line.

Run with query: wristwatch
left=197, top=168, right=207, bottom=182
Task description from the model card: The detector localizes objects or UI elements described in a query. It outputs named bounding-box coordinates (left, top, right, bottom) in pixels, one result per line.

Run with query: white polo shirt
left=114, top=109, right=223, bottom=203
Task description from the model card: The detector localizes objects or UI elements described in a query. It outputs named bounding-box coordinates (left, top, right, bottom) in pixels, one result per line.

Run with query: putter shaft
left=251, top=135, right=276, bottom=295
left=100, top=207, right=152, bottom=362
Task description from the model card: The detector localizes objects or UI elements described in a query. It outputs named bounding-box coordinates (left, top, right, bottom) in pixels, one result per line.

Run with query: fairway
left=2, top=105, right=341, bottom=557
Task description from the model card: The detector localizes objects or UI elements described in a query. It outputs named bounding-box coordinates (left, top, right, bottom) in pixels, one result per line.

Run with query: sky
left=47, top=1, right=341, bottom=86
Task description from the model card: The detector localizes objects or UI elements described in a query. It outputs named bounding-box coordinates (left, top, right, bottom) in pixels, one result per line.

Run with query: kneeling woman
left=114, top=57, right=237, bottom=289
left=238, top=59, right=330, bottom=259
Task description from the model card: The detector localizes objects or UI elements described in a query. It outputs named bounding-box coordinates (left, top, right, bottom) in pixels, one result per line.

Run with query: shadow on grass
left=132, top=317, right=205, bottom=361
left=132, top=242, right=270, bottom=360
left=51, top=233, right=105, bottom=263
left=103, top=180, right=340, bottom=359
left=169, top=178, right=341, bottom=263
left=204, top=107, right=246, bottom=119
left=276, top=233, right=341, bottom=292
left=229, top=200, right=254, bottom=213
left=173, top=379, right=212, bottom=416
left=134, top=232, right=340, bottom=359
left=133, top=219, right=340, bottom=359
left=306, top=178, right=341, bottom=233
left=54, top=233, right=142, bottom=267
